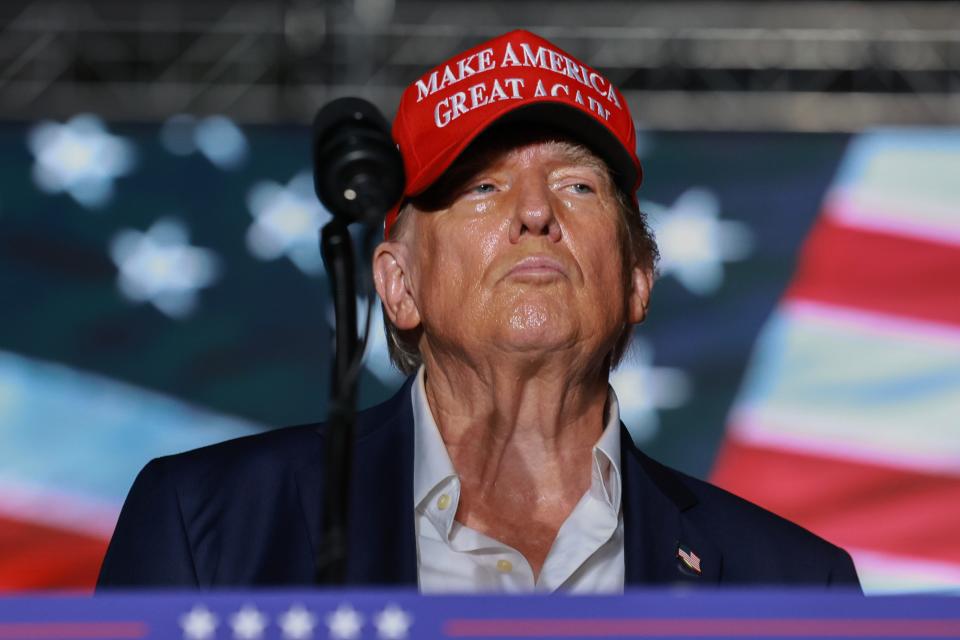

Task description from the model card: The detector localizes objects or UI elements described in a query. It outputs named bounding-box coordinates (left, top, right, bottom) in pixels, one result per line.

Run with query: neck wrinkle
left=419, top=346, right=611, bottom=501
left=423, top=347, right=608, bottom=441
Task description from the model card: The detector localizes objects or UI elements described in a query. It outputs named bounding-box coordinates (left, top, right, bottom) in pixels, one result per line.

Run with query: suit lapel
left=294, top=456, right=323, bottom=581
left=621, top=425, right=722, bottom=586
left=345, top=387, right=418, bottom=585
left=294, top=378, right=419, bottom=586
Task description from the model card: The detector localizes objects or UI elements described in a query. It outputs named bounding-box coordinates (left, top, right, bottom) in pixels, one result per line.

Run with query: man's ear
left=627, top=264, right=654, bottom=325
left=373, top=242, right=421, bottom=330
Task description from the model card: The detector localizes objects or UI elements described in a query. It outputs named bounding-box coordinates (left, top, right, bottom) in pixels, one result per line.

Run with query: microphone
left=312, top=97, right=405, bottom=227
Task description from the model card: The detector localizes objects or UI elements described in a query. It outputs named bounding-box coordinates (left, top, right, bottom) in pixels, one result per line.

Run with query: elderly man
left=98, top=30, right=860, bottom=591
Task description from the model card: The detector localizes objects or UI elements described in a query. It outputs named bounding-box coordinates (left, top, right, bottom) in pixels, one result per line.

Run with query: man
left=98, top=30, right=860, bottom=591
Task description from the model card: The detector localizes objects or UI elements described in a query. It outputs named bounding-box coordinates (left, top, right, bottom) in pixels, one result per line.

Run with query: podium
left=0, top=589, right=957, bottom=639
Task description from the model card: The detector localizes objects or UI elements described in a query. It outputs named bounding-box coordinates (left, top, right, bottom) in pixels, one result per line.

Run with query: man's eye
left=472, top=183, right=496, bottom=194
left=570, top=183, right=593, bottom=194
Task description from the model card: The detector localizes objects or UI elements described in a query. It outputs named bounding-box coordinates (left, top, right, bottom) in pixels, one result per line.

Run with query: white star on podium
left=180, top=605, right=218, bottom=640
left=325, top=604, right=364, bottom=640
left=230, top=604, right=267, bottom=640
left=374, top=604, right=412, bottom=640
left=279, top=604, right=318, bottom=640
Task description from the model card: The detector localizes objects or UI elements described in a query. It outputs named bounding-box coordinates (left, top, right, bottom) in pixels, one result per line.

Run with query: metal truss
left=0, top=0, right=957, bottom=130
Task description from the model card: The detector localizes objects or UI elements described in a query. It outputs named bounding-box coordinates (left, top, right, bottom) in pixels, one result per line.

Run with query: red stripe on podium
left=0, top=622, right=146, bottom=639
left=446, top=618, right=960, bottom=637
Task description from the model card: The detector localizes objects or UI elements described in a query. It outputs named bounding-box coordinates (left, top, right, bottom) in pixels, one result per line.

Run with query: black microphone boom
left=313, top=96, right=404, bottom=226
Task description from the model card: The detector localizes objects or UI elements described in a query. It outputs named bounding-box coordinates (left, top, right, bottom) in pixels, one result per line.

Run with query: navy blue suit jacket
left=98, top=378, right=860, bottom=589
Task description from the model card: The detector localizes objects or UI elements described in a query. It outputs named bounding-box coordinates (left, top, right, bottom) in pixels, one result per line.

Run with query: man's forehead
left=449, top=127, right=614, bottom=179
left=398, top=134, right=616, bottom=221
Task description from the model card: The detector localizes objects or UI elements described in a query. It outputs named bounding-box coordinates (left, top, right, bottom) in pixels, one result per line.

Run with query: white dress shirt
left=412, top=367, right=625, bottom=593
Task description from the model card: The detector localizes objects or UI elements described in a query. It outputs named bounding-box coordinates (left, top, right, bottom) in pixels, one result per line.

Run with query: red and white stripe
left=712, top=130, right=960, bottom=594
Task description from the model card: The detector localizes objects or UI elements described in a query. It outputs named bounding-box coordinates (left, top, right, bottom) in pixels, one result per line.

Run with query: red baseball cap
left=385, top=29, right=642, bottom=237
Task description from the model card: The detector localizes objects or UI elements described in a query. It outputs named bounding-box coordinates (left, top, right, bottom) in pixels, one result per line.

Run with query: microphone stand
left=315, top=218, right=358, bottom=584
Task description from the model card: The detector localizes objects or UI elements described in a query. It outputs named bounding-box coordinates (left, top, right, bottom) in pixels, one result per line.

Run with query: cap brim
left=407, top=100, right=641, bottom=199
left=493, top=102, right=642, bottom=196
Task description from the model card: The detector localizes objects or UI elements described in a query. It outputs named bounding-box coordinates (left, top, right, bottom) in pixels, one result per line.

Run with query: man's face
left=376, top=133, right=651, bottom=368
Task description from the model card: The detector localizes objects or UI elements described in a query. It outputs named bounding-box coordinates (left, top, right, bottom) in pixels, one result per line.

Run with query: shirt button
left=436, top=494, right=451, bottom=510
left=496, top=559, right=513, bottom=573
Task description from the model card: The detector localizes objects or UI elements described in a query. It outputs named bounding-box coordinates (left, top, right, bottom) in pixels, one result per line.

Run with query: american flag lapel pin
left=677, top=543, right=702, bottom=576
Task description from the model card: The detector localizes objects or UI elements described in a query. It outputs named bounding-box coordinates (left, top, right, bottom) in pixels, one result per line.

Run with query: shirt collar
left=593, top=388, right=622, bottom=513
left=412, top=366, right=623, bottom=517
left=412, top=367, right=458, bottom=511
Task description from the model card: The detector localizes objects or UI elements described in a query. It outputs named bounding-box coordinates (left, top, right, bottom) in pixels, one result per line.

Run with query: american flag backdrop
left=712, top=130, right=960, bottom=593
left=0, top=116, right=956, bottom=593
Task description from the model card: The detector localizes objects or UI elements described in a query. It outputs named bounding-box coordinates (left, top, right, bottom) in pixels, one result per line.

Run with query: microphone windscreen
left=312, top=97, right=404, bottom=226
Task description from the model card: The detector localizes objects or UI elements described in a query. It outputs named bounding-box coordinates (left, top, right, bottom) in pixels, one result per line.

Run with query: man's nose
left=508, top=180, right=562, bottom=243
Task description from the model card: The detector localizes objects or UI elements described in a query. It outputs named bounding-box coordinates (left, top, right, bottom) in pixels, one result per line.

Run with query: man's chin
left=495, top=313, right=578, bottom=357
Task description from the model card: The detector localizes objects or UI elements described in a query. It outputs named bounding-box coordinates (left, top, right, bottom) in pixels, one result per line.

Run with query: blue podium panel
left=0, top=590, right=957, bottom=640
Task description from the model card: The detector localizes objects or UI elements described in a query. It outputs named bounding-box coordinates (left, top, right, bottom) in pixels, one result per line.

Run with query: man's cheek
left=478, top=230, right=502, bottom=265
